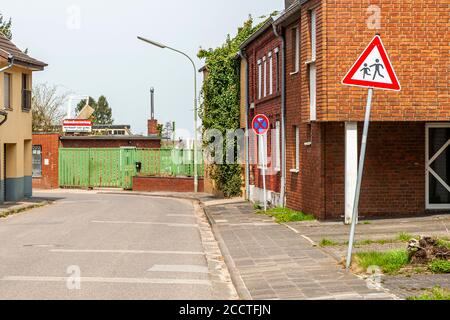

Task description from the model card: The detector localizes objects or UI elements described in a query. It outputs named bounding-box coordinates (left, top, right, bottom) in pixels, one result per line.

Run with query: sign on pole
left=252, top=114, right=270, bottom=212
left=342, top=35, right=401, bottom=270
left=342, top=35, right=400, bottom=91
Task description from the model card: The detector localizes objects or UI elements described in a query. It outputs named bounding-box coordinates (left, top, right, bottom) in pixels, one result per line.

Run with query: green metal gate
left=59, top=148, right=204, bottom=189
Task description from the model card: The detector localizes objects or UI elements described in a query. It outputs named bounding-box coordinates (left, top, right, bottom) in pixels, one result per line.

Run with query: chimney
left=147, top=87, right=159, bottom=136
left=285, top=0, right=295, bottom=8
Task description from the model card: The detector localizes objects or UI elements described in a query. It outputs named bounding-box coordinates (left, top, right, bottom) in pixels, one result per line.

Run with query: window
left=311, top=9, right=317, bottom=61
left=309, top=9, right=317, bottom=121
left=291, top=27, right=300, bottom=73
left=309, top=63, right=317, bottom=121
left=263, top=56, right=267, bottom=97
left=32, top=145, right=42, bottom=177
left=22, top=73, right=31, bottom=111
left=275, top=121, right=281, bottom=171
left=295, top=126, right=300, bottom=171
left=4, top=73, right=11, bottom=109
left=269, top=51, right=273, bottom=95
left=275, top=48, right=280, bottom=92
left=257, top=59, right=262, bottom=99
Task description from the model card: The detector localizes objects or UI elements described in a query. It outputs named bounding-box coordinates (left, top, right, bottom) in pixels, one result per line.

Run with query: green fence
left=59, top=148, right=204, bottom=189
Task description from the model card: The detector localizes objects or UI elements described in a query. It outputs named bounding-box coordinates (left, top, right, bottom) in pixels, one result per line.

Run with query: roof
left=92, top=124, right=131, bottom=130
left=0, top=33, right=47, bottom=70
left=60, top=135, right=161, bottom=141
left=239, top=18, right=275, bottom=50
left=273, top=0, right=305, bottom=27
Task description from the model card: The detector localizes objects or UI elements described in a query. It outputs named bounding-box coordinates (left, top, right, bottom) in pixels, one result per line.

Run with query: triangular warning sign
left=342, top=35, right=401, bottom=91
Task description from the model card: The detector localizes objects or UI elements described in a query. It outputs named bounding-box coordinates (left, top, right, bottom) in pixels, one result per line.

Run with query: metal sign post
left=345, top=88, right=373, bottom=270
left=260, top=134, right=267, bottom=212
left=252, top=114, right=270, bottom=212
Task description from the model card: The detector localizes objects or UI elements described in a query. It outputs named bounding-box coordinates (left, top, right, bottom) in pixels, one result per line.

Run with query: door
left=120, top=148, right=136, bottom=190
left=426, top=123, right=450, bottom=209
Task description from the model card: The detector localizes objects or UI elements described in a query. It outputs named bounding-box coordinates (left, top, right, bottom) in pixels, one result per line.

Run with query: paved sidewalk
left=202, top=200, right=397, bottom=300
left=0, top=198, right=51, bottom=218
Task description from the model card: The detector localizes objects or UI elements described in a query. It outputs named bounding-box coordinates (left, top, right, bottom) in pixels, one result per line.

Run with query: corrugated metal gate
left=59, top=148, right=203, bottom=189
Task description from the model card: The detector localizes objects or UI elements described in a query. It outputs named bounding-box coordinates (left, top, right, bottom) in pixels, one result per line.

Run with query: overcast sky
left=2, top=0, right=282, bottom=137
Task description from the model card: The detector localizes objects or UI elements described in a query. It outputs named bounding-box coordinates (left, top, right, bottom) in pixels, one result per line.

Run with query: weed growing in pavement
left=407, top=286, right=450, bottom=300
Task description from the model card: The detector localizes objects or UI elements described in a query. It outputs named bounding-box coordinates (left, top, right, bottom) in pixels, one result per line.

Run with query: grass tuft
left=319, top=239, right=339, bottom=247
left=257, top=207, right=315, bottom=223
left=354, top=250, right=410, bottom=274
left=407, top=286, right=450, bottom=300
left=398, top=232, right=416, bottom=242
left=428, top=259, right=450, bottom=274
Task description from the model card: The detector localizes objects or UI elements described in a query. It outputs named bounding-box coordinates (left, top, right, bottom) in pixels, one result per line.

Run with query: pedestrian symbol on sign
left=370, top=59, right=385, bottom=80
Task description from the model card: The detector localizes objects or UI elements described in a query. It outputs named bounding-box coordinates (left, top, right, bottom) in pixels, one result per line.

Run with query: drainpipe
left=273, top=24, right=286, bottom=207
left=0, top=48, right=14, bottom=126
left=239, top=49, right=250, bottom=200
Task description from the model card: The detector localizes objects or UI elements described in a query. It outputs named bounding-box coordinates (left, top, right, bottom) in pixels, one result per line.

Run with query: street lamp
left=137, top=36, right=199, bottom=193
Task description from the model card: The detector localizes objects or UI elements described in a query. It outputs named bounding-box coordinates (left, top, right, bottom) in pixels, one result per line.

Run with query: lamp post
left=137, top=36, right=199, bottom=193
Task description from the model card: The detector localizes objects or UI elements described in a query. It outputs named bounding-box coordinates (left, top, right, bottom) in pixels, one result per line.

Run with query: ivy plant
left=198, top=14, right=275, bottom=197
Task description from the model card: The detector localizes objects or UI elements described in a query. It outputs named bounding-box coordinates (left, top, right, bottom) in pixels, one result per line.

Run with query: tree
left=93, top=95, right=113, bottom=125
left=0, top=13, right=12, bottom=40
left=32, top=83, right=68, bottom=132
left=76, top=95, right=113, bottom=125
left=161, top=122, right=174, bottom=140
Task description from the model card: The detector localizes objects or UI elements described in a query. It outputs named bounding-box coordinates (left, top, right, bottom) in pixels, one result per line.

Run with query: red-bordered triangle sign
left=342, top=35, right=401, bottom=91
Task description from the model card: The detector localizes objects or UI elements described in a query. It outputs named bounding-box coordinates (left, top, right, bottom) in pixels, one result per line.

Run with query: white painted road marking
left=0, top=276, right=211, bottom=286
left=148, top=265, right=209, bottom=273
left=91, top=220, right=198, bottom=228
left=50, top=249, right=205, bottom=255
left=167, top=214, right=195, bottom=218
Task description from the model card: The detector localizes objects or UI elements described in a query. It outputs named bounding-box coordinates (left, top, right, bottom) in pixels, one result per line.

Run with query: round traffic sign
left=252, top=114, right=270, bottom=136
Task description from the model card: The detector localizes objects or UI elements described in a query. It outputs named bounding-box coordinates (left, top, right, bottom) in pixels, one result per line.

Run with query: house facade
left=242, top=0, right=449, bottom=220
left=240, top=19, right=284, bottom=206
left=0, top=33, right=47, bottom=203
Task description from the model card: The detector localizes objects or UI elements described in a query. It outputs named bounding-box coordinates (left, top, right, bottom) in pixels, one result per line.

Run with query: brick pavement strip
left=201, top=200, right=398, bottom=300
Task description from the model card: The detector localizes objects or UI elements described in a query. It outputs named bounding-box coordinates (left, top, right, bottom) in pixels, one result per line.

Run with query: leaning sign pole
left=342, top=35, right=401, bottom=270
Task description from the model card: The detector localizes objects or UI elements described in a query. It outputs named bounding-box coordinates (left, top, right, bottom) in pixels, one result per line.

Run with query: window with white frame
left=263, top=56, right=267, bottom=97
left=309, top=9, right=317, bottom=121
left=311, top=9, right=317, bottom=61
left=291, top=27, right=300, bottom=73
left=295, top=126, right=300, bottom=171
left=275, top=47, right=280, bottom=92
left=275, top=121, right=281, bottom=171
left=269, top=51, right=273, bottom=95
left=257, top=59, right=262, bottom=99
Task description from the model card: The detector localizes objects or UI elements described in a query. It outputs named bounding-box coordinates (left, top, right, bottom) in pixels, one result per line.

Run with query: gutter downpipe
left=273, top=23, right=286, bottom=207
left=239, top=49, right=250, bottom=200
left=0, top=48, right=14, bottom=126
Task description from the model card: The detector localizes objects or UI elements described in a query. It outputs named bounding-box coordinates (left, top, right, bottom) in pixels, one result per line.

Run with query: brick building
left=240, top=18, right=284, bottom=206
left=241, top=0, right=449, bottom=220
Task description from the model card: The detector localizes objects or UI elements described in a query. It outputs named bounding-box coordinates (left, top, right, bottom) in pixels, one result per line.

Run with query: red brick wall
left=322, top=0, right=449, bottom=121
left=324, top=122, right=426, bottom=218
left=32, top=133, right=60, bottom=189
left=133, top=176, right=204, bottom=193
left=245, top=25, right=282, bottom=193
left=60, top=139, right=161, bottom=149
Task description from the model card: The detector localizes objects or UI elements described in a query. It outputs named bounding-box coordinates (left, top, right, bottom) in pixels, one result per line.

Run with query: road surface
left=0, top=190, right=236, bottom=299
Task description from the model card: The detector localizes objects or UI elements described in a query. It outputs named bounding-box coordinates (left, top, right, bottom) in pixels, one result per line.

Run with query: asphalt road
left=0, top=190, right=235, bottom=300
